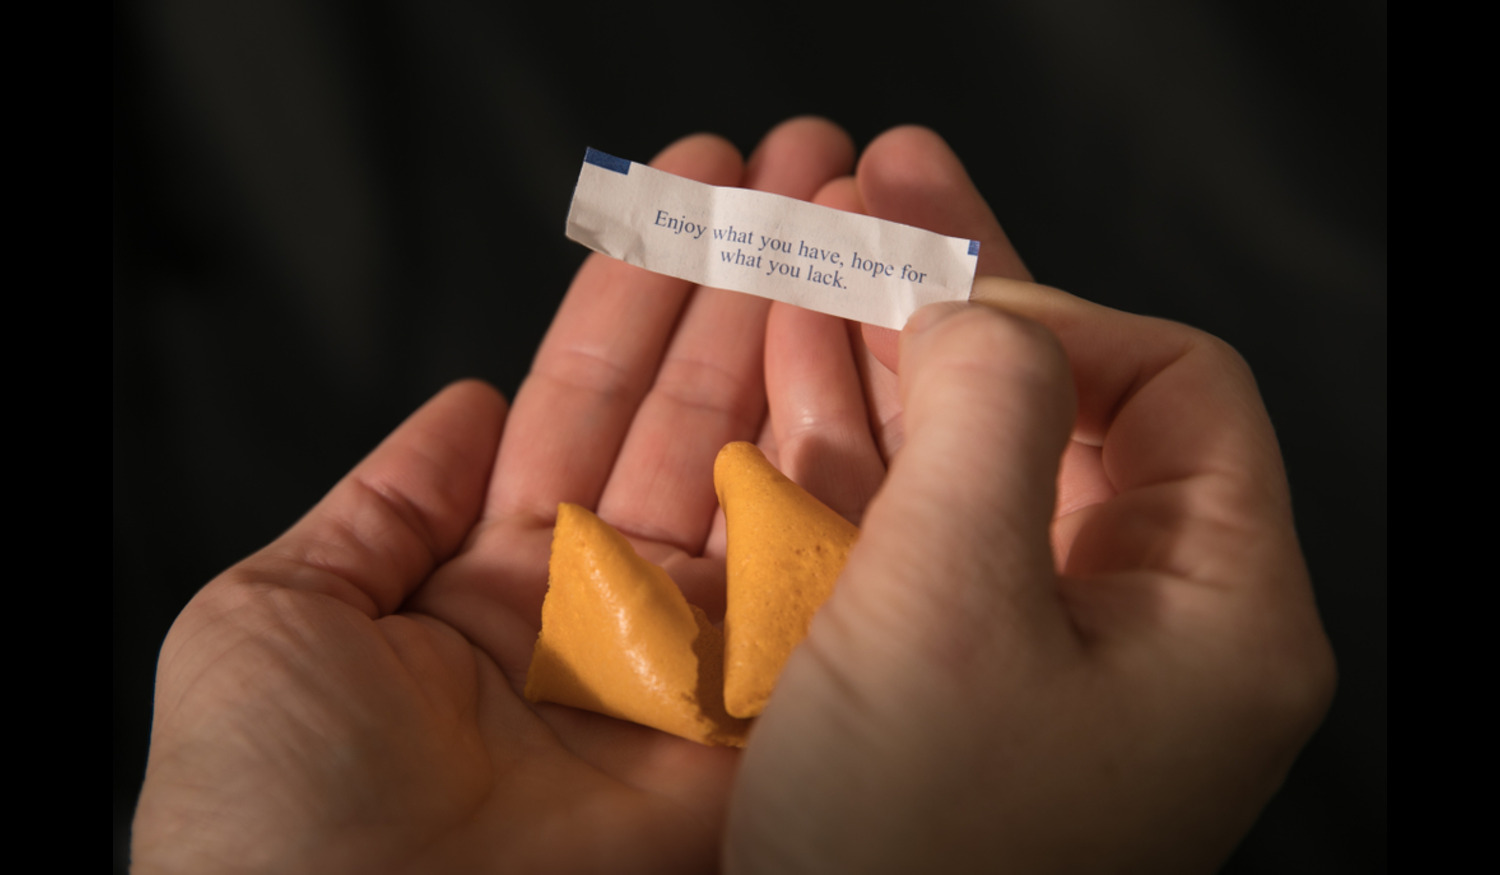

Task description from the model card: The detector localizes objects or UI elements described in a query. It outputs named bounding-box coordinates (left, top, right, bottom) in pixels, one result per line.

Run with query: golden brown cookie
left=524, top=503, right=748, bottom=747
left=715, top=441, right=860, bottom=718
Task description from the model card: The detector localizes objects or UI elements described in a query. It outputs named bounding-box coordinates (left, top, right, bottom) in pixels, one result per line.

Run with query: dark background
left=114, top=1, right=1386, bottom=871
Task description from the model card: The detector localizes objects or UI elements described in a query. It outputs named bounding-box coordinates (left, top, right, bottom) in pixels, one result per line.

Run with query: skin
left=132, top=118, right=1335, bottom=874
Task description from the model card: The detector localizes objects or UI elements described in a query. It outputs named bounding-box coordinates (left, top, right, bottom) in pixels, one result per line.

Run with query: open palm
left=132, top=119, right=859, bottom=875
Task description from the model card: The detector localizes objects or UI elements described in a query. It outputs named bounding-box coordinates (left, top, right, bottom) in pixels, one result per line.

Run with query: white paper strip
left=565, top=148, right=979, bottom=330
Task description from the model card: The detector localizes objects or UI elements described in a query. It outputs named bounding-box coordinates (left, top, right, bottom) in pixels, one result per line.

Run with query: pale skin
left=132, top=118, right=1335, bottom=874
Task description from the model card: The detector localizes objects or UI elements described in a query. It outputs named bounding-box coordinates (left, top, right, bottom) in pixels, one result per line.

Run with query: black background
left=114, top=1, right=1386, bottom=871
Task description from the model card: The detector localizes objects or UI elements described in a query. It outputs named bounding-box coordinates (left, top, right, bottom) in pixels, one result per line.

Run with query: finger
left=234, top=380, right=508, bottom=616
left=846, top=324, right=904, bottom=462
left=487, top=133, right=745, bottom=527
left=777, top=175, right=906, bottom=457
left=828, top=303, right=1078, bottom=664
left=763, top=302, right=885, bottom=524
left=596, top=117, right=856, bottom=553
left=763, top=175, right=886, bottom=523
left=853, top=125, right=1031, bottom=371
left=858, top=125, right=1030, bottom=280
left=969, top=276, right=1299, bottom=586
left=793, top=175, right=905, bottom=462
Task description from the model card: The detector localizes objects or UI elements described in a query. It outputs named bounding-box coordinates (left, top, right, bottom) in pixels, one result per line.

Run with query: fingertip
left=857, top=126, right=1030, bottom=281
left=432, top=378, right=510, bottom=433
left=969, top=276, right=1100, bottom=325
left=811, top=175, right=861, bottom=212
left=857, top=125, right=967, bottom=201
left=761, top=115, right=856, bottom=162
left=899, top=304, right=1074, bottom=438
left=650, top=132, right=745, bottom=186
left=745, top=117, right=857, bottom=197
left=897, top=304, right=1076, bottom=521
left=863, top=298, right=971, bottom=376
left=437, top=377, right=506, bottom=408
left=864, top=124, right=947, bottom=150
left=392, top=379, right=511, bottom=486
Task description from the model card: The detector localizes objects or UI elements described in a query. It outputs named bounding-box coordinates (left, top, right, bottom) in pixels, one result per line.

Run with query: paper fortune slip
left=565, top=148, right=980, bottom=330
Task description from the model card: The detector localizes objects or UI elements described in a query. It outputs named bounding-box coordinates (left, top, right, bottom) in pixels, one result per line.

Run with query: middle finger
left=595, top=117, right=856, bottom=554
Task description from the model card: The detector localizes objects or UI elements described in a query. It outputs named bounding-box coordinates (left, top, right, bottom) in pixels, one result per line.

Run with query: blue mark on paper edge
left=584, top=147, right=632, bottom=175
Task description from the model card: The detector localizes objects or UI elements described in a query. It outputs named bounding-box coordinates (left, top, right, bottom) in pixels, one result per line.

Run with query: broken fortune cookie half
left=715, top=441, right=860, bottom=719
left=523, top=503, right=749, bottom=747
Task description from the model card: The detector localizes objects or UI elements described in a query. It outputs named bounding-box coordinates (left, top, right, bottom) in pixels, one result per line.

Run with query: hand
left=131, top=117, right=856, bottom=874
left=132, top=118, right=1335, bottom=875
left=729, top=128, right=1337, bottom=872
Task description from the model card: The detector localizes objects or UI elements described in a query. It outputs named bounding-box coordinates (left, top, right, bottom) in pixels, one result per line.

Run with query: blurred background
left=114, top=1, right=1386, bottom=870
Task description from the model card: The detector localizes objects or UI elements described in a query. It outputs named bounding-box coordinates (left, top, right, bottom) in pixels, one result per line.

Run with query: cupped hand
left=133, top=119, right=1336, bottom=875
left=131, top=118, right=856, bottom=875
left=732, top=127, right=1337, bottom=873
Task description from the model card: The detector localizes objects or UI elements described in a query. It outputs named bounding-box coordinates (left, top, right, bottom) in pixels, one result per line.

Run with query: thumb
left=727, top=303, right=1080, bottom=872
left=831, top=302, right=1078, bottom=663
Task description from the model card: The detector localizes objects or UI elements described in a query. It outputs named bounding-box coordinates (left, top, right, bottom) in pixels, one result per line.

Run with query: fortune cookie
left=524, top=503, right=748, bottom=747
left=715, top=441, right=859, bottom=719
